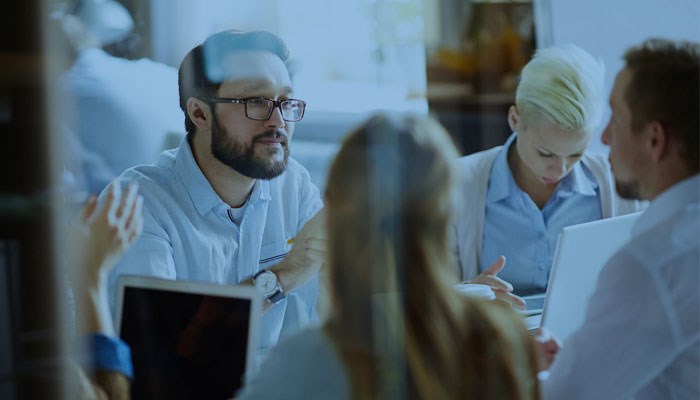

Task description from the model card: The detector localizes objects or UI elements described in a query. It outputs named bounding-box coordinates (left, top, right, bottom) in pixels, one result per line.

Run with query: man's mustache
left=254, top=130, right=288, bottom=143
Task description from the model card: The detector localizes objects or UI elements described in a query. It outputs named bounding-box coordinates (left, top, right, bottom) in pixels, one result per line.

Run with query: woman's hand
left=534, top=327, right=561, bottom=371
left=71, top=182, right=144, bottom=288
left=469, top=256, right=525, bottom=309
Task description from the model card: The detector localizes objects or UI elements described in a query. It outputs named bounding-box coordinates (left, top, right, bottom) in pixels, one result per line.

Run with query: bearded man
left=105, top=30, right=325, bottom=356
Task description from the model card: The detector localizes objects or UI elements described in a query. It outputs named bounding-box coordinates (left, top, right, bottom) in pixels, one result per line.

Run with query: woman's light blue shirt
left=480, top=134, right=603, bottom=293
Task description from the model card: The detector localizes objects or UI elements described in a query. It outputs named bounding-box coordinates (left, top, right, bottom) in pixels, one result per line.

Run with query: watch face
left=255, top=270, right=278, bottom=295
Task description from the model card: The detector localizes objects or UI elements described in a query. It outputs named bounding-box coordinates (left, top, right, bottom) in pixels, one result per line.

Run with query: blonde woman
left=237, top=114, right=540, bottom=399
left=453, top=44, right=645, bottom=306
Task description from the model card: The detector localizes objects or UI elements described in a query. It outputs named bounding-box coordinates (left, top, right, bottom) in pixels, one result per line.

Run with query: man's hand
left=272, top=209, right=327, bottom=293
left=534, top=327, right=561, bottom=372
left=469, top=255, right=525, bottom=309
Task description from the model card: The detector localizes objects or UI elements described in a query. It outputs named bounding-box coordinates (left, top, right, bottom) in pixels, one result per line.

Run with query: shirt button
left=538, top=263, right=545, bottom=270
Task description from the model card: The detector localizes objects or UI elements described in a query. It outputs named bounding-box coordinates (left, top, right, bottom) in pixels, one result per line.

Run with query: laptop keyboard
left=526, top=295, right=545, bottom=310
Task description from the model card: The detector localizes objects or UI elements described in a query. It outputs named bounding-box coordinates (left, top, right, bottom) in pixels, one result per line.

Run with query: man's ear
left=508, top=105, right=520, bottom=132
left=646, top=120, right=669, bottom=163
left=186, top=98, right=211, bottom=131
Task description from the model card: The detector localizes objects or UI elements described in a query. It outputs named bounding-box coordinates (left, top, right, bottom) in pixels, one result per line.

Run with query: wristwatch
left=253, top=269, right=286, bottom=304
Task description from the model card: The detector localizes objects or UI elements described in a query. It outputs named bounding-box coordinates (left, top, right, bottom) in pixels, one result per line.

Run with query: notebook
left=114, top=275, right=262, bottom=399
left=527, top=212, right=642, bottom=342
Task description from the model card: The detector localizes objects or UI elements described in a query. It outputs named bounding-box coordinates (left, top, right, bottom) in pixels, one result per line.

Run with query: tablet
left=114, top=275, right=262, bottom=399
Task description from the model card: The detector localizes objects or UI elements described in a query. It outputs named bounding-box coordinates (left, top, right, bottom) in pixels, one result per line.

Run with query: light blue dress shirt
left=480, top=134, right=602, bottom=293
left=107, top=138, right=323, bottom=353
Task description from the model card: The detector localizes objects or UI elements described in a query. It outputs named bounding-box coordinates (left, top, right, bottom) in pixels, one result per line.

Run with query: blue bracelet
left=86, top=333, right=134, bottom=380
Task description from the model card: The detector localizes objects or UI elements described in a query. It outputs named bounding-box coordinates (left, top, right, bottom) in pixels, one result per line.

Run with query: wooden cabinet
left=426, top=0, right=535, bottom=154
left=427, top=83, right=512, bottom=155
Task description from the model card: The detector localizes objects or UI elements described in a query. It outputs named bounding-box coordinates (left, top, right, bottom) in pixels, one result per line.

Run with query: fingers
left=494, top=289, right=526, bottom=309
left=94, top=181, right=143, bottom=249
left=104, top=181, right=122, bottom=223
left=472, top=256, right=514, bottom=294
left=124, top=195, right=144, bottom=245
left=534, top=327, right=561, bottom=348
left=534, top=327, right=561, bottom=371
left=472, top=273, right=513, bottom=292
left=114, top=183, right=139, bottom=228
left=102, top=182, right=139, bottom=229
left=482, top=255, right=506, bottom=276
left=81, top=195, right=99, bottom=223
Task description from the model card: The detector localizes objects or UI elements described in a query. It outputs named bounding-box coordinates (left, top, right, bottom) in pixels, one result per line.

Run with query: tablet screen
left=119, top=286, right=252, bottom=399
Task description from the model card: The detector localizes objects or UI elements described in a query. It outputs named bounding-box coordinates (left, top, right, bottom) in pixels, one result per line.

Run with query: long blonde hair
left=323, top=114, right=539, bottom=399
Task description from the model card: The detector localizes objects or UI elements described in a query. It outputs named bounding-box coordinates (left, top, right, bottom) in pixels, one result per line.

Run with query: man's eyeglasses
left=202, top=97, right=306, bottom=122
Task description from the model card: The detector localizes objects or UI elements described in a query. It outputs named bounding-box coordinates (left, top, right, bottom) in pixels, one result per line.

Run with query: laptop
left=526, top=212, right=642, bottom=342
left=114, top=275, right=262, bottom=400
left=520, top=290, right=546, bottom=316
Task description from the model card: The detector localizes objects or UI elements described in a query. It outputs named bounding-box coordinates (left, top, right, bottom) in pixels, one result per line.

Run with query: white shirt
left=107, top=138, right=323, bottom=352
left=543, top=175, right=700, bottom=400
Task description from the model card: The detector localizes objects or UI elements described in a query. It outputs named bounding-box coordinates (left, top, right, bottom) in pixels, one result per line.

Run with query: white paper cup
left=454, top=283, right=496, bottom=300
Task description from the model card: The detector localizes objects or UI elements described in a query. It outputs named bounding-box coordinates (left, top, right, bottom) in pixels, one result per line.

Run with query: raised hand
left=71, top=182, right=144, bottom=286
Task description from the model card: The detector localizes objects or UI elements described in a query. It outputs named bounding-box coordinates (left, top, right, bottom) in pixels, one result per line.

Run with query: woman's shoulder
left=457, top=146, right=502, bottom=166
left=278, top=327, right=332, bottom=353
left=238, top=328, right=349, bottom=400
left=455, top=147, right=502, bottom=181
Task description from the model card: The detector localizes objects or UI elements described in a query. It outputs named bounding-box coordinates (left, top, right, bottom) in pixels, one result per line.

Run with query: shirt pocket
left=258, top=238, right=293, bottom=269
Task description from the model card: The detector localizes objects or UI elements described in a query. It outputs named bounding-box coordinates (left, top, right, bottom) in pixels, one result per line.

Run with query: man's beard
left=615, top=179, right=642, bottom=200
left=210, top=116, right=289, bottom=180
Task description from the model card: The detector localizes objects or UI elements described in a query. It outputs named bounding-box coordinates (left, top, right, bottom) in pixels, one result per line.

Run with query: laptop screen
left=116, top=277, right=260, bottom=400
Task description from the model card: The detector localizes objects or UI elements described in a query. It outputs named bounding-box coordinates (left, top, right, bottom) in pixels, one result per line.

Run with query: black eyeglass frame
left=201, top=96, right=306, bottom=122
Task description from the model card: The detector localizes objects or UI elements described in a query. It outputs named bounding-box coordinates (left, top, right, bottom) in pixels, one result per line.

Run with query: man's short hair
left=178, top=30, right=290, bottom=135
left=623, top=38, right=700, bottom=172
left=515, top=44, right=606, bottom=135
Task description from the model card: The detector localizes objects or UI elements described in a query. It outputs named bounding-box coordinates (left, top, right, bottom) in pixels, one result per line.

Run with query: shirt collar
left=486, top=133, right=518, bottom=203
left=556, top=161, right=598, bottom=198
left=175, top=137, right=270, bottom=215
left=487, top=133, right=598, bottom=203
left=632, top=174, right=700, bottom=237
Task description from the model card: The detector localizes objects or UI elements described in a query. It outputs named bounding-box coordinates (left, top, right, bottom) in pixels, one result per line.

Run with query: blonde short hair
left=516, top=44, right=605, bottom=134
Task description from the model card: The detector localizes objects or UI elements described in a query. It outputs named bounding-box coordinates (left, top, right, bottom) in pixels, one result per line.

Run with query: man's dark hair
left=178, top=30, right=290, bottom=136
left=623, top=38, right=700, bottom=172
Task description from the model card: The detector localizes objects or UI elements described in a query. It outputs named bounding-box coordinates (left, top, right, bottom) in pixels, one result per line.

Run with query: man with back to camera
left=539, top=38, right=699, bottom=399
left=60, top=0, right=185, bottom=193
left=105, top=30, right=326, bottom=355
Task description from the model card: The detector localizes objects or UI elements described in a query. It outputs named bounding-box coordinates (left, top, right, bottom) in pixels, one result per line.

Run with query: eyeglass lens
left=246, top=98, right=304, bottom=121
